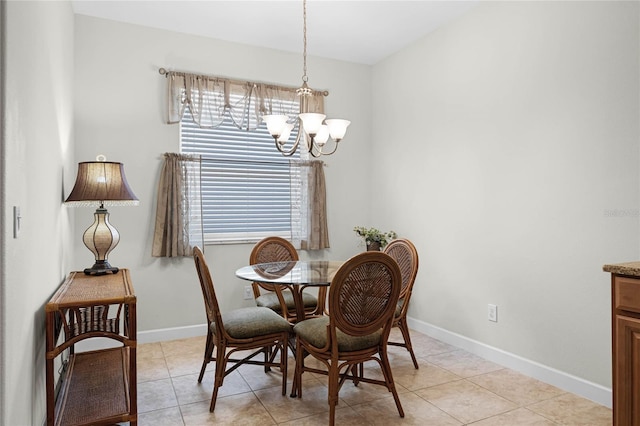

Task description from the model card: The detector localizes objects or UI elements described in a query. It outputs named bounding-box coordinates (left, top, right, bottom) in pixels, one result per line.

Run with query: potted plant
left=353, top=226, right=397, bottom=251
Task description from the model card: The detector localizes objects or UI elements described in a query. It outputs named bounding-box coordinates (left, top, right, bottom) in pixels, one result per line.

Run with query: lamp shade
left=299, top=113, right=326, bottom=136
left=262, top=114, right=289, bottom=139
left=65, top=161, right=138, bottom=206
left=325, top=119, right=351, bottom=142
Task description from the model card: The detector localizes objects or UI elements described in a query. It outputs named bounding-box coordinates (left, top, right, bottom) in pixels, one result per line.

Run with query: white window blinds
left=181, top=108, right=300, bottom=243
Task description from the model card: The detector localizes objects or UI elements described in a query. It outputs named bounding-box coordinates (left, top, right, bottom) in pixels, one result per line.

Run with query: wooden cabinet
left=45, top=270, right=137, bottom=426
left=605, top=262, right=640, bottom=426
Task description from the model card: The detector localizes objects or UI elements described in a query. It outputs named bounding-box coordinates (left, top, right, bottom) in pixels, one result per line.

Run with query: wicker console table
left=45, top=269, right=137, bottom=426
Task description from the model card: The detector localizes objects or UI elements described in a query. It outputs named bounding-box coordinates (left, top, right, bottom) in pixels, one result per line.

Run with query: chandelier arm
left=274, top=131, right=302, bottom=157
left=321, top=141, right=340, bottom=156
left=275, top=141, right=300, bottom=157
left=309, top=138, right=340, bottom=157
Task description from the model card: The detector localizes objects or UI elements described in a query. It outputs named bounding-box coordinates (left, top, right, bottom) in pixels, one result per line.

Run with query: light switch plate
left=488, top=304, right=497, bottom=322
left=13, top=206, right=21, bottom=238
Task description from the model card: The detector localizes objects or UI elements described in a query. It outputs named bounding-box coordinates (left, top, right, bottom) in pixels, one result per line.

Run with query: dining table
left=235, top=260, right=344, bottom=323
left=236, top=260, right=344, bottom=397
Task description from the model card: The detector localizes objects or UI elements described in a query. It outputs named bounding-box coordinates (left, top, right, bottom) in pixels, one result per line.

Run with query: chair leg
left=294, top=338, right=304, bottom=398
left=349, top=363, right=363, bottom=386
left=264, top=345, right=271, bottom=372
left=398, top=319, right=419, bottom=369
left=379, top=346, right=404, bottom=418
left=209, top=343, right=227, bottom=412
left=198, top=332, right=214, bottom=382
left=328, top=361, right=339, bottom=426
left=279, top=336, right=288, bottom=396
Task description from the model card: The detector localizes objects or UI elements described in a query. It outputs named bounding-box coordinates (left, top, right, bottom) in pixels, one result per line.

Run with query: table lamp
left=65, top=155, right=138, bottom=275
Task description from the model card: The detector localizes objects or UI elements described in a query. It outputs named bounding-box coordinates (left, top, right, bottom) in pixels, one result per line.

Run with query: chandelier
left=262, top=0, right=350, bottom=157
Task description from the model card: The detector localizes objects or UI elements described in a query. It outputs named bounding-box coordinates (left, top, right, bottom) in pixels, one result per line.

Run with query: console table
left=45, top=269, right=137, bottom=426
left=604, top=261, right=640, bottom=425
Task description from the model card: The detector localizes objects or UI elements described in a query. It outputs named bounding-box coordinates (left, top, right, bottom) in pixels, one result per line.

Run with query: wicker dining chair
left=192, top=246, right=291, bottom=412
left=292, top=251, right=404, bottom=426
left=384, top=238, right=420, bottom=369
left=250, top=236, right=324, bottom=322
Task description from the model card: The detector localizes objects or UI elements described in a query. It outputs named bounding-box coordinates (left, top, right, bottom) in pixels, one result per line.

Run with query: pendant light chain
left=302, top=0, right=308, bottom=83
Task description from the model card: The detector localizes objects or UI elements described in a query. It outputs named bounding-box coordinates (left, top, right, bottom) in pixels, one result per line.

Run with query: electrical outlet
left=243, top=286, right=253, bottom=300
left=488, top=304, right=498, bottom=322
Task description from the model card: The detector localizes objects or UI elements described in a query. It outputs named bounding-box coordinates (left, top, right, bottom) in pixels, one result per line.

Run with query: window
left=181, top=107, right=301, bottom=244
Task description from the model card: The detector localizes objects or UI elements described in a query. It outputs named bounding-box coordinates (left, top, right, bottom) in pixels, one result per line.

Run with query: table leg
left=290, top=285, right=307, bottom=323
left=289, top=287, right=304, bottom=397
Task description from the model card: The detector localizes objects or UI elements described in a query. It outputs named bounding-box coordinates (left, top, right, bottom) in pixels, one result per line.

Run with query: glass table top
left=235, top=260, right=344, bottom=286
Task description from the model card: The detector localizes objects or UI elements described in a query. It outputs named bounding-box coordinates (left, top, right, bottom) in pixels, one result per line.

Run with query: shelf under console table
left=45, top=269, right=137, bottom=426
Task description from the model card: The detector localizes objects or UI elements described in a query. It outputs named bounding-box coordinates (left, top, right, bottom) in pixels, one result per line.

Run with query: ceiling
left=71, top=0, right=478, bottom=65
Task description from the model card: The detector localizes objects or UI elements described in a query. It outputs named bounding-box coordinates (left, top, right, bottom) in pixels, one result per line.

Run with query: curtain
left=165, top=70, right=325, bottom=130
left=152, top=153, right=203, bottom=257
left=291, top=160, right=329, bottom=250
left=161, top=69, right=330, bottom=250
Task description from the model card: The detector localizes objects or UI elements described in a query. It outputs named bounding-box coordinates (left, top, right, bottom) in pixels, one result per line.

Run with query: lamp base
left=84, top=260, right=119, bottom=276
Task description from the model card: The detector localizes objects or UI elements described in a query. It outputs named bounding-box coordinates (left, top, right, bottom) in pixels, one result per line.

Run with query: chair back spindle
left=250, top=236, right=299, bottom=294
left=330, top=253, right=400, bottom=337
left=384, top=239, right=419, bottom=301
left=250, top=236, right=324, bottom=322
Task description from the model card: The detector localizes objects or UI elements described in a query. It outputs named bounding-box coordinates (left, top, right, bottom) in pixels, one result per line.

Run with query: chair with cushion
left=250, top=236, right=323, bottom=322
left=293, top=251, right=404, bottom=426
left=384, top=238, right=420, bottom=369
left=193, top=246, right=291, bottom=411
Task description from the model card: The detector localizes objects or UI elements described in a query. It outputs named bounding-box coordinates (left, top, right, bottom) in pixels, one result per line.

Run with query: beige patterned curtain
left=291, top=160, right=329, bottom=250
left=164, top=70, right=325, bottom=130
left=152, top=153, right=203, bottom=257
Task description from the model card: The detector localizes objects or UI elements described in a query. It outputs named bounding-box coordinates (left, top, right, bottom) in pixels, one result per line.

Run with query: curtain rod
left=159, top=153, right=326, bottom=167
left=158, top=67, right=329, bottom=96
left=200, top=157, right=327, bottom=167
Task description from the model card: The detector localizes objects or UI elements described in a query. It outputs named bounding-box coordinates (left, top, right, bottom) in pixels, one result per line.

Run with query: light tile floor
left=134, top=328, right=611, bottom=425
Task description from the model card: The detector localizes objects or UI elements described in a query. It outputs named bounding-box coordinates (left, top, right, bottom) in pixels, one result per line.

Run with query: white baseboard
left=137, top=324, right=208, bottom=344
left=82, top=318, right=612, bottom=408
left=407, top=317, right=612, bottom=409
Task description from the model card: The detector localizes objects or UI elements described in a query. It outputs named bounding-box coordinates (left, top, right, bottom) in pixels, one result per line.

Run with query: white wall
left=2, top=3, right=634, bottom=423
left=73, top=15, right=372, bottom=333
left=372, top=0, right=639, bottom=391
left=1, top=1, right=75, bottom=425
